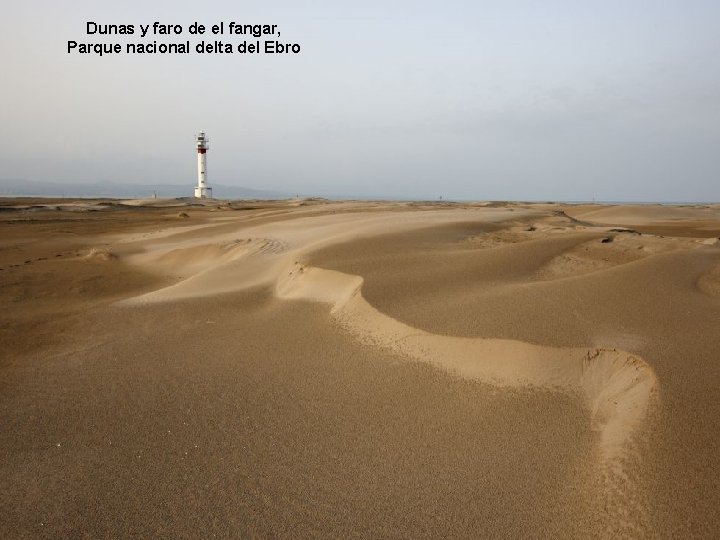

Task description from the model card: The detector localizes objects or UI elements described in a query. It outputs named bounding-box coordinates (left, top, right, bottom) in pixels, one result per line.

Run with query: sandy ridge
left=276, top=264, right=657, bottom=462
left=119, top=207, right=532, bottom=303
left=116, top=206, right=659, bottom=467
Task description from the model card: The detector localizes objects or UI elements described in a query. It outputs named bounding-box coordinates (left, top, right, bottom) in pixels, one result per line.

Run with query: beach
left=1, top=198, right=719, bottom=538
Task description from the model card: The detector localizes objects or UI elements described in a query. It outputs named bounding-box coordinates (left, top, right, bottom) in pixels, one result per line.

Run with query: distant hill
left=0, top=179, right=293, bottom=200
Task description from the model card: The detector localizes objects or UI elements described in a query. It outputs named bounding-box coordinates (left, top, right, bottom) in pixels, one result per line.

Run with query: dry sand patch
left=2, top=199, right=720, bottom=538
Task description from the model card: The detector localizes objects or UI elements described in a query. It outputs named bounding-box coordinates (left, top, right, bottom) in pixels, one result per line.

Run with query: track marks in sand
left=276, top=263, right=658, bottom=463
left=136, top=237, right=288, bottom=276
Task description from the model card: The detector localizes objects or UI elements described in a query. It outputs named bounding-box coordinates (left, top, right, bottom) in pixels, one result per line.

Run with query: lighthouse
left=194, top=131, right=212, bottom=198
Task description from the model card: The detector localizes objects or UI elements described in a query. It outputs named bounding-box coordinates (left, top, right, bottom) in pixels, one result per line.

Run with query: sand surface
left=1, top=198, right=719, bottom=538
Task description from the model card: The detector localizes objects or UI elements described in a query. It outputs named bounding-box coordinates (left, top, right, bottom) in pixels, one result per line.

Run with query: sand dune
left=276, top=263, right=657, bottom=461
left=536, top=230, right=708, bottom=280
left=119, top=207, right=531, bottom=304
left=2, top=199, right=720, bottom=538
left=117, top=208, right=661, bottom=464
left=563, top=204, right=720, bottom=237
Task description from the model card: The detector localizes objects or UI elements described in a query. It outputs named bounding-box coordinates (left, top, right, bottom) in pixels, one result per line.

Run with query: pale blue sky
left=1, top=0, right=719, bottom=200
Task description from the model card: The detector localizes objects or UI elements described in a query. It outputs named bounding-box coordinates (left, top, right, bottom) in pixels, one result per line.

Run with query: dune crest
left=118, top=207, right=659, bottom=465
left=277, top=263, right=658, bottom=462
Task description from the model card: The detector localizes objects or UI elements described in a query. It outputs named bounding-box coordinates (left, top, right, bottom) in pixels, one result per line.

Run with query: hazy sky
left=2, top=0, right=719, bottom=200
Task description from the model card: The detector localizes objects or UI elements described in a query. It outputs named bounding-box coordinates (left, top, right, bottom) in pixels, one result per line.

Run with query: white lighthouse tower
left=194, top=131, right=212, bottom=198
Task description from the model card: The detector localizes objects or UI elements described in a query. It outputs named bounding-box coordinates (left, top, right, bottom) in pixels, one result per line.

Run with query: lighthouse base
left=194, top=186, right=213, bottom=199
